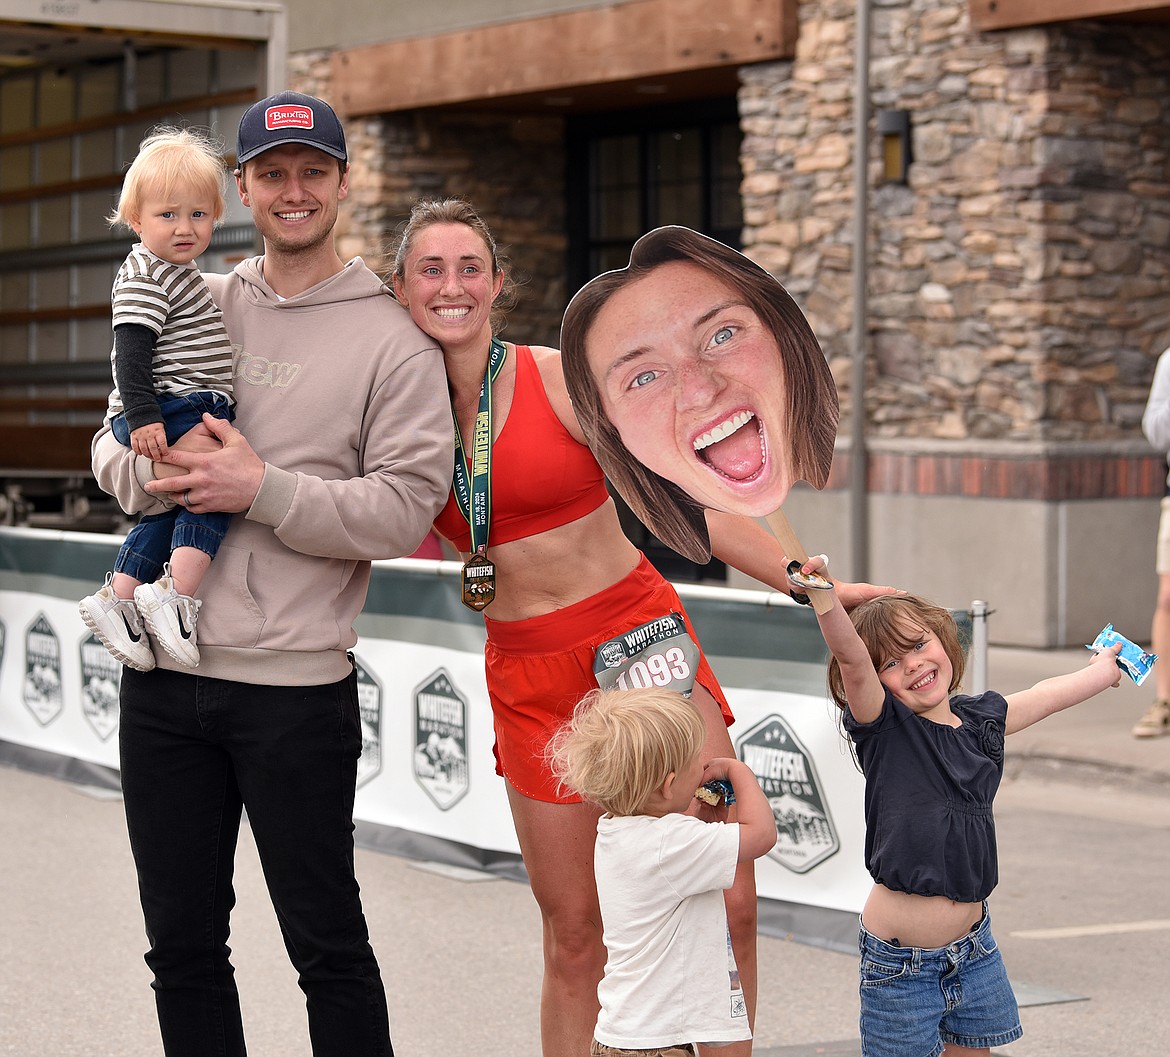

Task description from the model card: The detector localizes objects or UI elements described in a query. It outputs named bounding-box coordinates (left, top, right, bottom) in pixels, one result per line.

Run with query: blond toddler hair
left=110, top=126, right=227, bottom=230
left=548, top=687, right=705, bottom=816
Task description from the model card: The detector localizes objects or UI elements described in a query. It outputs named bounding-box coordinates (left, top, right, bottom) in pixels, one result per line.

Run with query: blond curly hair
left=546, top=687, right=705, bottom=816
left=110, top=126, right=227, bottom=230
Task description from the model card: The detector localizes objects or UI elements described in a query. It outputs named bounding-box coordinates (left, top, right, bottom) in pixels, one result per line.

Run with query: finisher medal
left=461, top=549, right=496, bottom=611
left=451, top=339, right=507, bottom=612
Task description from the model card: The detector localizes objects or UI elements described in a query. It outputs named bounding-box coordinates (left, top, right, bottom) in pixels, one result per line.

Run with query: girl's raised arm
left=803, top=557, right=887, bottom=724
left=1004, top=641, right=1122, bottom=734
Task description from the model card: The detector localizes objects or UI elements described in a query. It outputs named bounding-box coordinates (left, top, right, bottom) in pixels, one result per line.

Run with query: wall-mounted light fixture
left=876, top=109, right=912, bottom=185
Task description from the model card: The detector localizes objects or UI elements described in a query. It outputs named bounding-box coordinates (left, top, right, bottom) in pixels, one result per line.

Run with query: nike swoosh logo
left=177, top=607, right=194, bottom=641
left=119, top=611, right=144, bottom=643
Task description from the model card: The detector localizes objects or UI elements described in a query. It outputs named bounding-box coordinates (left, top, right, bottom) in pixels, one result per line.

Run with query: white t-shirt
left=593, top=812, right=749, bottom=1049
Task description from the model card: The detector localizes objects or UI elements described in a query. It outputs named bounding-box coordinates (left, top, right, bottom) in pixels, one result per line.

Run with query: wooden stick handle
left=763, top=508, right=834, bottom=615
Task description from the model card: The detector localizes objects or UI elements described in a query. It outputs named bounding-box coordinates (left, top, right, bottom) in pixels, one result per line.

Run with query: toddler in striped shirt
left=80, top=127, right=236, bottom=673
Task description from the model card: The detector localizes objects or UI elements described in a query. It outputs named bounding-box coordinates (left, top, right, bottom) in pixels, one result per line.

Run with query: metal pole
left=970, top=600, right=990, bottom=695
left=850, top=0, right=872, bottom=582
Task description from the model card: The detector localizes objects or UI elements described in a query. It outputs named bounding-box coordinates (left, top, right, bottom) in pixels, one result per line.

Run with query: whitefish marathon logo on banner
left=353, top=657, right=383, bottom=788
left=79, top=632, right=120, bottom=741
left=24, top=613, right=62, bottom=726
left=736, top=714, right=840, bottom=874
left=413, top=669, right=469, bottom=811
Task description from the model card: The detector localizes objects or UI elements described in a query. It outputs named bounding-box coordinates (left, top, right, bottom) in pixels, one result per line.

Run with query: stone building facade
left=294, top=1, right=1170, bottom=646
left=745, top=1, right=1170, bottom=445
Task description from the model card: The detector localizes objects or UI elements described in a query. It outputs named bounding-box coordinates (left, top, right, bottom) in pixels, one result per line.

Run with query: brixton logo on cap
left=266, top=104, right=314, bottom=131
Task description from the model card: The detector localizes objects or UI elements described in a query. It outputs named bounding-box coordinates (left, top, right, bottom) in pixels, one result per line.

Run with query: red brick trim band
left=824, top=451, right=1166, bottom=501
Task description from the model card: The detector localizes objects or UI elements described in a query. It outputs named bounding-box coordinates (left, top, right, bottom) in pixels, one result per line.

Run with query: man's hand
left=144, top=414, right=265, bottom=513
left=150, top=420, right=220, bottom=481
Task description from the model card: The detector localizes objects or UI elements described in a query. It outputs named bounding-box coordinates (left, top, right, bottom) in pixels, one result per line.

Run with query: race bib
left=592, top=612, right=698, bottom=695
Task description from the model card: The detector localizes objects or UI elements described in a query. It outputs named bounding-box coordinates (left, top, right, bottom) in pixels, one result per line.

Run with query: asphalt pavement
left=3, top=644, right=1168, bottom=1057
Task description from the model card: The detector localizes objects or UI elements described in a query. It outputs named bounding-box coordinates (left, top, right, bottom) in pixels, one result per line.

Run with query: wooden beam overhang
left=970, top=0, right=1170, bottom=31
left=331, top=0, right=798, bottom=116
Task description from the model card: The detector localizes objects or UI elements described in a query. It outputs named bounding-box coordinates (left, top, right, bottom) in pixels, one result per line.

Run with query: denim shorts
left=111, top=389, right=233, bottom=448
left=857, top=905, right=1023, bottom=1057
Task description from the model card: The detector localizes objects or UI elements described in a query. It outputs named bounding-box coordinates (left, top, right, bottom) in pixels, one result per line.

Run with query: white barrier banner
left=0, top=527, right=906, bottom=920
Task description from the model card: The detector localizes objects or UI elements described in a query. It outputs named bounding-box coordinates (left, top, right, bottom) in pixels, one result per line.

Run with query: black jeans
left=118, top=665, right=392, bottom=1057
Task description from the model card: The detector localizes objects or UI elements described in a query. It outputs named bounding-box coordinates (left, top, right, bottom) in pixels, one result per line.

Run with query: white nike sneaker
left=133, top=563, right=201, bottom=668
left=79, top=573, right=156, bottom=672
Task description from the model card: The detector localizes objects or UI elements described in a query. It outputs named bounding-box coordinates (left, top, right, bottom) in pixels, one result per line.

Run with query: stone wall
left=735, top=2, right=1170, bottom=642
left=741, top=0, right=1170, bottom=450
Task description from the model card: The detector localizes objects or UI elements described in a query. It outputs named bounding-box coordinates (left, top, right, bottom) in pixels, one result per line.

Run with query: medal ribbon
left=450, top=338, right=507, bottom=556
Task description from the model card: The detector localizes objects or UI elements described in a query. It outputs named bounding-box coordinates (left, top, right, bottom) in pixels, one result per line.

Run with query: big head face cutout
left=561, top=226, right=839, bottom=563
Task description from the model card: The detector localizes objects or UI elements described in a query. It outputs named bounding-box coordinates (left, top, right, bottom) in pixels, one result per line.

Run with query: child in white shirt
left=549, top=686, right=778, bottom=1056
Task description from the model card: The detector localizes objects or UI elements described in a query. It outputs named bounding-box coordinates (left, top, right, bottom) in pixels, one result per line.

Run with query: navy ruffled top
left=843, top=688, right=1008, bottom=903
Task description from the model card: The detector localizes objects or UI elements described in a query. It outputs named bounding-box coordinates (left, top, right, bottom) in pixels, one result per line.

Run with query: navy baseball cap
left=236, top=91, right=348, bottom=166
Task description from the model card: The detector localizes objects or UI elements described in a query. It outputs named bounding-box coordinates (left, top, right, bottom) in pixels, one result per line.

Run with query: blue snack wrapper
left=695, top=778, right=736, bottom=806
left=1086, top=624, right=1157, bottom=686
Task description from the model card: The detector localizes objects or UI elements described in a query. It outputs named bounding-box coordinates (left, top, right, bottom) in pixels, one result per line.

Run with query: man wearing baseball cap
left=91, top=91, right=453, bottom=1057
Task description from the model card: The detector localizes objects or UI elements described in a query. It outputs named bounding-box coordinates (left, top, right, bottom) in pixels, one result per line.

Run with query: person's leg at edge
left=1134, top=500, right=1170, bottom=737
left=941, top=1047, right=990, bottom=1056
left=118, top=666, right=247, bottom=1057
left=692, top=684, right=757, bottom=1057
left=1136, top=569, right=1170, bottom=731
left=505, top=782, right=607, bottom=1057
left=228, top=670, right=392, bottom=1057
left=1154, top=571, right=1170, bottom=698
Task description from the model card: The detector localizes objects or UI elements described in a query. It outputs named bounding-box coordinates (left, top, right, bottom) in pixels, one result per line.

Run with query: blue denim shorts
left=111, top=389, right=233, bottom=448
left=857, top=905, right=1023, bottom=1057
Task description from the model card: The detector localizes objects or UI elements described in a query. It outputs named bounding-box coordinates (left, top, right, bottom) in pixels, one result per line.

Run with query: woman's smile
left=693, top=408, right=767, bottom=483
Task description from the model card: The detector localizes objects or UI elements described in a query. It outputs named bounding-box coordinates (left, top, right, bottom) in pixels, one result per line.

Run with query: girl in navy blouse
left=799, top=559, right=1122, bottom=1057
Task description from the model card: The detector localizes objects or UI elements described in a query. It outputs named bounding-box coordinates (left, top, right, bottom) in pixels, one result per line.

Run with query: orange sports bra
left=432, top=344, right=609, bottom=552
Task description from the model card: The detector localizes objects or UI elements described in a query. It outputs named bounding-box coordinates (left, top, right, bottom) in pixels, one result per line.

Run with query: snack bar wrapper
left=694, top=778, right=736, bottom=806
left=1086, top=624, right=1157, bottom=686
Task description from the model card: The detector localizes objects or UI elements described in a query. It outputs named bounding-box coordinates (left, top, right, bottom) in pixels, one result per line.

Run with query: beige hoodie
left=91, top=255, right=454, bottom=686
